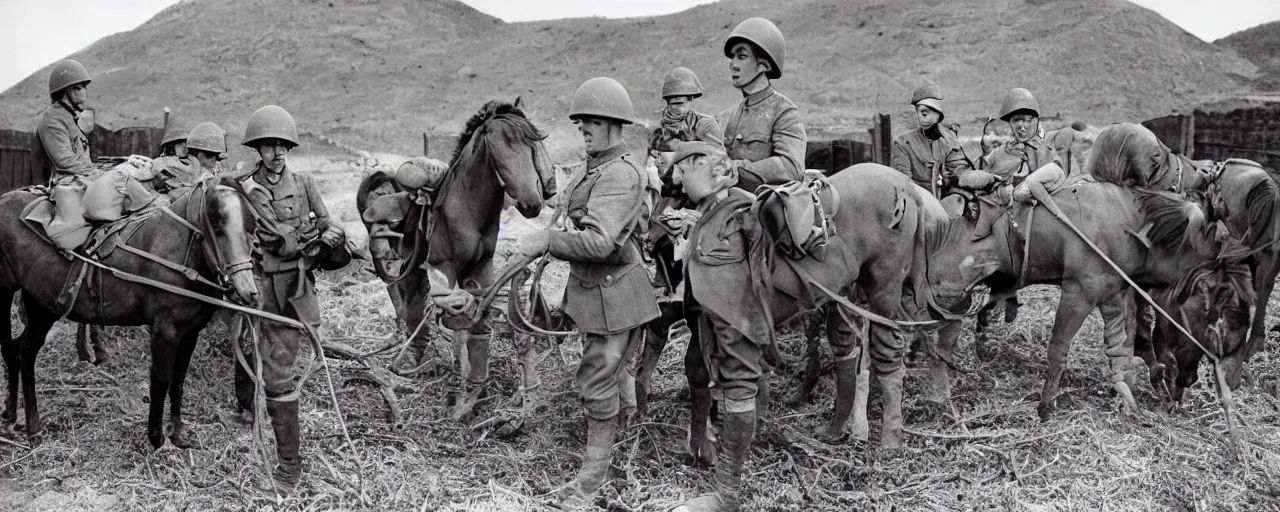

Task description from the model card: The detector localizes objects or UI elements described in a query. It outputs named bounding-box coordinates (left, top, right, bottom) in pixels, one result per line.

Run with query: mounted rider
left=150, top=118, right=207, bottom=195
left=891, top=81, right=972, bottom=197
left=233, top=104, right=347, bottom=493
left=184, top=122, right=228, bottom=179
left=516, top=77, right=658, bottom=508
left=34, top=59, right=96, bottom=180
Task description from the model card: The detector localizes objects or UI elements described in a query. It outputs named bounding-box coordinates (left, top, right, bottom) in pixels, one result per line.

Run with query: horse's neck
left=430, top=164, right=502, bottom=269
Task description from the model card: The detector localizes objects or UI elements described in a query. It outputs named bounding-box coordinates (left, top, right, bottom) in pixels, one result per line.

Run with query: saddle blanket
left=757, top=169, right=841, bottom=261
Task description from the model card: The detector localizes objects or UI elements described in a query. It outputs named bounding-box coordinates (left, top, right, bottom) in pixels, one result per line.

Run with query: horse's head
left=1087, top=123, right=1169, bottom=188
left=197, top=177, right=260, bottom=305
left=451, top=97, right=553, bottom=219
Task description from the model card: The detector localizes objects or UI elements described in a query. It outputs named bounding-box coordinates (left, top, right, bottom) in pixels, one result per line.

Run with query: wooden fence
left=1142, top=106, right=1280, bottom=170
left=0, top=125, right=164, bottom=194
left=804, top=113, right=891, bottom=175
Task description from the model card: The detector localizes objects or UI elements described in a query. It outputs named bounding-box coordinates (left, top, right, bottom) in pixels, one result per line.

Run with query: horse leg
left=90, top=325, right=108, bottom=365
left=450, top=327, right=490, bottom=421
left=785, top=303, right=827, bottom=407
left=972, top=302, right=999, bottom=362
left=819, top=305, right=864, bottom=443
left=18, top=292, right=57, bottom=446
left=1098, top=290, right=1141, bottom=417
left=1131, top=291, right=1166, bottom=391
left=75, top=324, right=92, bottom=364
left=1039, top=286, right=1095, bottom=421
left=1, top=291, right=16, bottom=424
left=167, top=320, right=206, bottom=449
left=513, top=332, right=544, bottom=414
left=927, top=320, right=963, bottom=404
left=636, top=299, right=682, bottom=418
left=865, top=285, right=908, bottom=449
left=146, top=320, right=182, bottom=449
left=683, top=311, right=715, bottom=468
left=392, top=272, right=435, bottom=375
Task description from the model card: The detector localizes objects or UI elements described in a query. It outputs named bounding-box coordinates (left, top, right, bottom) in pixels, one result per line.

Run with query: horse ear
left=514, top=96, right=524, bottom=109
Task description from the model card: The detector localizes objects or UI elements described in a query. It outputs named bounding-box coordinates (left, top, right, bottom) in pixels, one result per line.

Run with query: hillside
left=0, top=0, right=1259, bottom=161
left=1217, top=20, right=1280, bottom=91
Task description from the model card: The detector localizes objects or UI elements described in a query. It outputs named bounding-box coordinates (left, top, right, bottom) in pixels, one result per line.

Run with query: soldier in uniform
left=668, top=142, right=767, bottom=512
left=158, top=122, right=191, bottom=159
left=34, top=59, right=96, bottom=181
left=150, top=120, right=206, bottom=195
left=653, top=66, right=724, bottom=156
left=184, top=122, right=227, bottom=179
left=891, top=81, right=971, bottom=196
left=516, top=77, right=658, bottom=507
left=234, top=105, right=346, bottom=493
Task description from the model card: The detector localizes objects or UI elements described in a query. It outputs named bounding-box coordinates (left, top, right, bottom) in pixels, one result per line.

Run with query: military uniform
left=718, top=85, right=806, bottom=191
left=34, top=103, right=95, bottom=179
left=656, top=110, right=724, bottom=153
left=150, top=156, right=210, bottom=195
left=552, top=142, right=659, bottom=421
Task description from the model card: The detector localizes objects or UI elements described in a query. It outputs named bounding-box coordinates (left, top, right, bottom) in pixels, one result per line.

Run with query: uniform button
left=604, top=275, right=614, bottom=285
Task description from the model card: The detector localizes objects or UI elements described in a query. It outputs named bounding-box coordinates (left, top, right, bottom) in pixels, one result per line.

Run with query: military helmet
left=242, top=105, right=299, bottom=148
left=569, top=77, right=635, bottom=124
left=186, top=122, right=227, bottom=156
left=998, top=88, right=1040, bottom=121
left=723, top=17, right=785, bottom=79
left=161, top=121, right=192, bottom=147
left=910, top=82, right=945, bottom=119
left=661, top=67, right=704, bottom=99
left=48, top=59, right=91, bottom=96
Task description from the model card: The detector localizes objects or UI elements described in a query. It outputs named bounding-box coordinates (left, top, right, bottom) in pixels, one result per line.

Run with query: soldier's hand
left=660, top=208, right=701, bottom=234
left=958, top=170, right=998, bottom=190
left=516, top=229, right=551, bottom=258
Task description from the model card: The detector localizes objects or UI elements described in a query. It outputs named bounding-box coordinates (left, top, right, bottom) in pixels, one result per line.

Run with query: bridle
left=163, top=178, right=257, bottom=293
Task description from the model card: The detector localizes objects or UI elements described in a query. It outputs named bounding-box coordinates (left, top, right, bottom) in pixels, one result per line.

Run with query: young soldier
left=891, top=81, right=971, bottom=197
left=516, top=77, right=658, bottom=507
left=235, top=105, right=345, bottom=493
left=151, top=122, right=224, bottom=194
left=668, top=142, right=767, bottom=512
left=150, top=119, right=205, bottom=194
left=654, top=66, right=724, bottom=155
left=34, top=59, right=96, bottom=181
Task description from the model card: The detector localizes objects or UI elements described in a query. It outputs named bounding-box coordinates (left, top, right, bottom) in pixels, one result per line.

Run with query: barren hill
left=1217, top=20, right=1280, bottom=91
left=0, top=0, right=1259, bottom=160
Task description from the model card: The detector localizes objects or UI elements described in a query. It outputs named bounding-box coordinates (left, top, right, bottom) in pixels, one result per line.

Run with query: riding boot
left=878, top=367, right=907, bottom=449
left=559, top=416, right=618, bottom=508
left=753, top=373, right=770, bottom=428
left=672, top=409, right=757, bottom=512
left=266, top=400, right=303, bottom=493
left=1004, top=295, right=1021, bottom=324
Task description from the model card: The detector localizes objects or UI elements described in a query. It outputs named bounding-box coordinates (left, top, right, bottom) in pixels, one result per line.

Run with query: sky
left=0, top=0, right=1277, bottom=92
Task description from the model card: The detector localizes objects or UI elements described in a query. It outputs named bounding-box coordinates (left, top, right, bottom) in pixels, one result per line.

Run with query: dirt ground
left=3, top=156, right=1280, bottom=511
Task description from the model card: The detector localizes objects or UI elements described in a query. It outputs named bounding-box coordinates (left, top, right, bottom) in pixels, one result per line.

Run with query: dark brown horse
left=358, top=99, right=554, bottom=420
left=928, top=167, right=1253, bottom=419
left=1084, top=123, right=1280, bottom=396
left=1, top=176, right=260, bottom=448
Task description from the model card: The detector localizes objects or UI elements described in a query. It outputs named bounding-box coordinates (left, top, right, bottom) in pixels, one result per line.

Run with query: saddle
left=755, top=170, right=841, bottom=261
left=21, top=161, right=158, bottom=252
left=21, top=185, right=167, bottom=258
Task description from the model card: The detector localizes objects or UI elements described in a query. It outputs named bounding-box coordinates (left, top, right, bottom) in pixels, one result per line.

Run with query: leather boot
left=878, top=368, right=907, bottom=449
left=266, top=400, right=303, bottom=493
left=451, top=333, right=490, bottom=420
left=672, top=409, right=757, bottom=512
left=559, top=416, right=618, bottom=508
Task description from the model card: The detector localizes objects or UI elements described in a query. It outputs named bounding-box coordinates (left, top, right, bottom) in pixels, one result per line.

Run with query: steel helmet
left=723, top=18, right=785, bottom=79
left=661, top=67, right=704, bottom=99
left=48, top=59, right=91, bottom=96
left=998, top=88, right=1040, bottom=121
left=569, top=77, right=635, bottom=124
left=186, top=122, right=227, bottom=156
left=910, top=82, right=945, bottom=120
left=161, top=121, right=193, bottom=147
left=242, top=105, right=299, bottom=148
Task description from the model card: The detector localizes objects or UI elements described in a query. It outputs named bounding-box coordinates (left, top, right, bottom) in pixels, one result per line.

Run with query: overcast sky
left=1, top=0, right=1276, bottom=92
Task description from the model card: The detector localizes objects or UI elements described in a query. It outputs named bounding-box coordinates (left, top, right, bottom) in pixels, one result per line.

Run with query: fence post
left=1182, top=113, right=1195, bottom=160
left=868, top=114, right=892, bottom=166
left=423, top=133, right=430, bottom=157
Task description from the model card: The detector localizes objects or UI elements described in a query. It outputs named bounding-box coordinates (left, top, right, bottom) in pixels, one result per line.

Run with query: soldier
left=516, top=77, right=658, bottom=507
left=150, top=120, right=205, bottom=194
left=891, top=81, right=972, bottom=196
left=234, top=105, right=345, bottom=493
left=959, top=88, right=1060, bottom=193
left=653, top=66, right=724, bottom=156
left=158, top=122, right=191, bottom=158
left=184, top=122, right=227, bottom=178
left=668, top=142, right=766, bottom=512
left=34, top=59, right=96, bottom=181
left=718, top=17, right=805, bottom=192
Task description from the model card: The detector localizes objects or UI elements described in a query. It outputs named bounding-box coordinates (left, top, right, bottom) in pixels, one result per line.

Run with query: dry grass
left=3, top=158, right=1280, bottom=511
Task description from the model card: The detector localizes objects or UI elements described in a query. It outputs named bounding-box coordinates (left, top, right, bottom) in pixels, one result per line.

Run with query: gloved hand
left=259, top=226, right=302, bottom=259
left=320, top=223, right=345, bottom=248
left=660, top=207, right=702, bottom=234
left=958, top=170, right=998, bottom=190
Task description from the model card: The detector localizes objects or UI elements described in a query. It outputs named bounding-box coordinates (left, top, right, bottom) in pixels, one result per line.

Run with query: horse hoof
left=148, top=434, right=165, bottom=450
left=169, top=427, right=196, bottom=449
left=817, top=428, right=849, bottom=445
left=1036, top=401, right=1055, bottom=422
left=682, top=447, right=715, bottom=468
left=27, top=430, right=43, bottom=448
left=449, top=388, right=485, bottom=422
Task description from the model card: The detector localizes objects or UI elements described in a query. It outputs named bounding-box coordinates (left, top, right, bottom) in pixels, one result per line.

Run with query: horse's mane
left=1087, top=123, right=1168, bottom=188
left=1134, top=189, right=1207, bottom=250
left=449, top=100, right=547, bottom=170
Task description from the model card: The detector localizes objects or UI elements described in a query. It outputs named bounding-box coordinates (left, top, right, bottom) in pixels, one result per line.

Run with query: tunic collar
left=742, top=85, right=776, bottom=108
left=586, top=142, right=630, bottom=170
left=252, top=162, right=296, bottom=195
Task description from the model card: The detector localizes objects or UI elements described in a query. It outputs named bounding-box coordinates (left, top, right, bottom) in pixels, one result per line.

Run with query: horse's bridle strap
left=116, top=240, right=223, bottom=290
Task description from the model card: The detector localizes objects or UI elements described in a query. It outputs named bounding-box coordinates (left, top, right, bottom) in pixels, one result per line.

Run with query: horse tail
left=1244, top=176, right=1280, bottom=250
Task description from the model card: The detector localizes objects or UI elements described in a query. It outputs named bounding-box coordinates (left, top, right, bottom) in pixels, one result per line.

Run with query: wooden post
left=423, top=133, right=430, bottom=157
left=1182, top=113, right=1195, bottom=160
left=876, top=114, right=892, bottom=166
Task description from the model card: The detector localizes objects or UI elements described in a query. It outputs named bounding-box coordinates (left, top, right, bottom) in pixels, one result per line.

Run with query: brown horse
left=928, top=161, right=1253, bottom=419
left=358, top=99, right=554, bottom=420
left=0, top=177, right=260, bottom=448
left=1084, top=123, right=1280, bottom=396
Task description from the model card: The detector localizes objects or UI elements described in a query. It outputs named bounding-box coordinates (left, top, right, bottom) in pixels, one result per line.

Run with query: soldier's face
left=728, top=43, right=768, bottom=89
left=256, top=140, right=290, bottom=172
left=1009, top=114, right=1037, bottom=142
left=916, top=105, right=941, bottom=130
left=194, top=151, right=220, bottom=171
left=576, top=116, right=614, bottom=155
left=665, top=96, right=690, bottom=116
left=64, top=84, right=88, bottom=108
left=173, top=141, right=189, bottom=158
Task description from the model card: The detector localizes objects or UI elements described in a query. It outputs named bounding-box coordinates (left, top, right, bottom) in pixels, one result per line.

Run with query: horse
left=357, top=98, right=554, bottom=420
left=0, top=176, right=260, bottom=448
left=1084, top=123, right=1280, bottom=397
left=926, top=146, right=1254, bottom=420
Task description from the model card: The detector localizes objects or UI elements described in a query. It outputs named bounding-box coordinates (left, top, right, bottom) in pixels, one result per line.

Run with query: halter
left=161, top=179, right=257, bottom=292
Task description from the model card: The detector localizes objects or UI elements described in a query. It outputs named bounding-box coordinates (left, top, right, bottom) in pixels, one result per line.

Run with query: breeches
left=577, top=328, right=643, bottom=420
left=699, top=311, right=763, bottom=410
left=256, top=270, right=320, bottom=398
